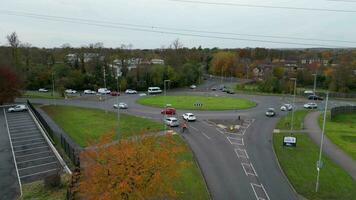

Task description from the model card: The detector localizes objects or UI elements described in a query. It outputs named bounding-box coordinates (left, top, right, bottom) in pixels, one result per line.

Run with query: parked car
left=148, top=87, right=162, bottom=95
left=190, top=85, right=197, bottom=89
left=308, top=95, right=323, bottom=100
left=125, top=89, right=137, bottom=94
left=113, top=103, right=128, bottom=109
left=110, top=91, right=120, bottom=96
left=280, top=104, right=293, bottom=111
left=38, top=88, right=48, bottom=92
left=226, top=89, right=235, bottom=94
left=98, top=88, right=111, bottom=94
left=182, top=113, right=196, bottom=121
left=211, top=87, right=217, bottom=91
left=164, top=117, right=180, bottom=127
left=65, top=89, right=77, bottom=94
left=219, top=85, right=225, bottom=90
left=161, top=107, right=176, bottom=115
left=8, top=105, right=27, bottom=112
left=304, top=90, right=314, bottom=95
left=265, top=108, right=276, bottom=117
left=139, top=93, right=147, bottom=97
left=304, top=102, right=318, bottom=109
left=84, top=89, right=96, bottom=94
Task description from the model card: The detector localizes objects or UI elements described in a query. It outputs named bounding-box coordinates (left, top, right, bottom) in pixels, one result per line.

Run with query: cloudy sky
left=1, top=0, right=356, bottom=48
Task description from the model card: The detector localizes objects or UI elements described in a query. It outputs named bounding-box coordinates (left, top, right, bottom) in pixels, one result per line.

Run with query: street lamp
left=116, top=76, right=120, bottom=140
left=290, top=78, right=297, bottom=132
left=312, top=73, right=317, bottom=95
left=164, top=80, right=170, bottom=133
left=315, top=91, right=329, bottom=192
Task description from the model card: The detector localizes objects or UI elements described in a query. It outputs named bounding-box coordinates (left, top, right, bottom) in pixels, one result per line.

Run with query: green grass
left=137, top=95, right=256, bottom=110
left=23, top=90, right=62, bottom=99
left=21, top=175, right=69, bottom=200
left=42, top=105, right=163, bottom=147
left=276, top=110, right=311, bottom=130
left=273, top=132, right=356, bottom=200
left=320, top=112, right=356, bottom=160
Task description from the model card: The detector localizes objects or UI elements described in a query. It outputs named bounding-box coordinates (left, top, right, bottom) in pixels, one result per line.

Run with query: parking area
left=4, top=107, right=62, bottom=184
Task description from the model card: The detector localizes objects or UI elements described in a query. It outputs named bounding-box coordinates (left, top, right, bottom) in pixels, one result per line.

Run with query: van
left=148, top=87, right=162, bottom=95
left=98, top=88, right=111, bottom=94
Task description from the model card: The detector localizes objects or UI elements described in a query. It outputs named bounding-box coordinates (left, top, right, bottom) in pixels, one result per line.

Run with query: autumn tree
left=210, top=51, right=237, bottom=77
left=78, top=134, right=187, bottom=200
left=0, top=66, right=23, bottom=105
left=7, top=32, right=21, bottom=68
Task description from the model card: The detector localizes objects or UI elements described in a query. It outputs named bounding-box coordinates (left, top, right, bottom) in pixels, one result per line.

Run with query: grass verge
left=137, top=95, right=256, bottom=110
left=276, top=110, right=311, bottom=130
left=42, top=105, right=163, bottom=147
left=23, top=91, right=62, bottom=99
left=320, top=112, right=356, bottom=160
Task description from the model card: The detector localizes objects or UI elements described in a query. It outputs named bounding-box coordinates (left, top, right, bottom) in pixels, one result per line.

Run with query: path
left=304, top=111, right=356, bottom=180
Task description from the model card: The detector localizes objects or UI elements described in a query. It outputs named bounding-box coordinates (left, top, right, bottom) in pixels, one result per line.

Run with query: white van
left=148, top=87, right=162, bottom=95
left=98, top=88, right=111, bottom=94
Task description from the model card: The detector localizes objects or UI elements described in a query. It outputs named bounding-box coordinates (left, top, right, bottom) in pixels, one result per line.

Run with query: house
left=151, top=59, right=164, bottom=65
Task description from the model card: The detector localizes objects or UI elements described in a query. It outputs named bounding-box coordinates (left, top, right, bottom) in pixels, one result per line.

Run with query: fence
left=331, top=106, right=356, bottom=120
left=27, top=100, right=80, bottom=167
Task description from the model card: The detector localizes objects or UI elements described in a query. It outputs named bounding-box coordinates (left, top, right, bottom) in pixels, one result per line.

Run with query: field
left=42, top=105, right=164, bottom=147
left=23, top=90, right=62, bottom=99
left=137, top=95, right=256, bottom=110
left=320, top=112, right=356, bottom=160
left=276, top=110, right=311, bottom=130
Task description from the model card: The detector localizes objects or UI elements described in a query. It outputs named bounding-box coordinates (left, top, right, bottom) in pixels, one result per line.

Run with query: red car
left=110, top=91, right=120, bottom=96
left=161, top=107, right=176, bottom=115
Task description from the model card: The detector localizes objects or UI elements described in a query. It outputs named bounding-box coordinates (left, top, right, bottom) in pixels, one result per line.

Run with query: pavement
left=304, top=111, right=356, bottom=180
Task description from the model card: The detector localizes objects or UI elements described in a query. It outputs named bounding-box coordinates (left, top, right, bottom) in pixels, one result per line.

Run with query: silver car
left=8, top=105, right=27, bottom=112
left=164, top=117, right=180, bottom=127
left=113, top=103, right=128, bottom=109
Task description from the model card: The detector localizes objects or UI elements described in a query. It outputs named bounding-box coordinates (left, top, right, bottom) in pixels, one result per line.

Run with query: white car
left=265, top=108, right=276, bottom=117
left=38, top=88, right=48, bottom=92
left=164, top=117, right=180, bottom=127
left=98, top=88, right=111, bottom=94
left=304, top=102, right=318, bottom=109
left=65, top=89, right=77, bottom=94
left=280, top=104, right=293, bottom=111
left=113, top=103, right=128, bottom=109
left=304, top=90, right=314, bottom=95
left=125, top=89, right=137, bottom=94
left=182, top=113, right=196, bottom=121
left=8, top=105, right=27, bottom=112
left=139, top=93, right=147, bottom=97
left=84, top=90, right=96, bottom=94
left=190, top=85, right=197, bottom=89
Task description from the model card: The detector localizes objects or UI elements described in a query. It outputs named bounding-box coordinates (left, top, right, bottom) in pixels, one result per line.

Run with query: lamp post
left=290, top=78, right=297, bottom=132
left=116, top=76, right=120, bottom=140
left=315, top=91, right=329, bottom=192
left=164, top=80, right=170, bottom=133
left=312, top=73, right=317, bottom=95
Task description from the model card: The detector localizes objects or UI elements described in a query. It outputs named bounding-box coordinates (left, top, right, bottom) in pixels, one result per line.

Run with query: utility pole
left=290, top=78, right=297, bottom=132
left=313, top=73, right=317, bottom=95
left=316, top=92, right=329, bottom=192
left=51, top=71, right=56, bottom=106
left=164, top=80, right=170, bottom=134
left=221, top=67, right=223, bottom=85
left=103, top=66, right=107, bottom=114
left=116, top=76, right=120, bottom=140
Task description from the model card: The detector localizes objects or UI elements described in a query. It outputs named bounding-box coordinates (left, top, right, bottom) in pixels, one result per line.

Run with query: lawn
left=23, top=90, right=62, bottom=99
left=42, top=105, right=164, bottom=147
left=137, top=95, right=256, bottom=110
left=273, top=132, right=356, bottom=200
left=320, top=112, right=356, bottom=160
left=276, top=110, right=311, bottom=130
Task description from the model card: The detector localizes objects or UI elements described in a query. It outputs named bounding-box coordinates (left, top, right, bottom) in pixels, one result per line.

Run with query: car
left=226, top=89, right=235, bottom=94
left=113, top=103, right=128, bottom=109
left=308, top=95, right=323, bottom=100
left=161, top=107, right=176, bottom=115
left=304, top=102, right=318, bottom=109
left=190, top=85, right=197, bottom=89
left=110, top=91, right=120, bottom=96
left=219, top=85, right=225, bottom=90
left=139, top=93, right=147, bottom=97
left=38, top=88, right=48, bottom=92
left=304, top=90, right=314, bottom=95
left=8, top=105, right=27, bottom=112
left=280, top=104, right=293, bottom=111
left=84, top=90, right=96, bottom=94
left=211, top=87, right=217, bottom=91
left=265, top=108, right=276, bottom=117
left=148, top=87, right=162, bottom=95
left=164, top=117, right=180, bottom=127
left=65, top=89, right=77, bottom=94
left=98, top=88, right=111, bottom=94
left=182, top=113, right=196, bottom=121
left=125, top=89, right=137, bottom=94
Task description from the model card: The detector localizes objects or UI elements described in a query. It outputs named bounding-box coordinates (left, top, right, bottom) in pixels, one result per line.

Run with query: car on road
left=190, top=85, right=197, bottom=89
left=182, top=113, right=196, bottom=121
left=211, top=87, right=217, bottom=91
left=8, top=105, right=27, bottom=112
left=308, top=94, right=323, bottom=100
left=226, top=89, right=235, bottom=94
left=265, top=108, right=276, bottom=117
left=98, top=88, right=111, bottom=95
left=65, top=89, right=77, bottom=94
left=84, top=89, right=96, bottom=94
left=219, top=85, right=225, bottom=91
left=164, top=117, right=180, bottom=127
left=304, top=102, right=318, bottom=109
left=280, top=104, right=293, bottom=111
left=148, top=87, right=162, bottom=95
left=38, top=88, right=48, bottom=92
left=304, top=90, right=314, bottom=95
left=161, top=107, right=176, bottom=115
left=113, top=103, right=128, bottom=109
left=125, top=89, right=137, bottom=94
left=110, top=91, right=120, bottom=96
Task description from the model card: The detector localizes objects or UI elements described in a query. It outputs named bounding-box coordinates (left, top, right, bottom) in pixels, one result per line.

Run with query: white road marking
left=250, top=183, right=270, bottom=200
left=241, top=163, right=258, bottom=177
left=190, top=125, right=199, bottom=132
left=200, top=131, right=211, bottom=140
left=235, top=148, right=249, bottom=159
left=216, top=128, right=225, bottom=135
left=201, top=120, right=213, bottom=127
left=227, top=137, right=244, bottom=146
left=190, top=125, right=211, bottom=140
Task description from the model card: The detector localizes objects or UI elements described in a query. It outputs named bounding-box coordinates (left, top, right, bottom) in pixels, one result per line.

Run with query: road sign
left=194, top=102, right=203, bottom=107
left=283, top=136, right=297, bottom=147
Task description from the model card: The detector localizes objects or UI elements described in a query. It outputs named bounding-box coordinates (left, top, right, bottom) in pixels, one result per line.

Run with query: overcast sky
left=1, top=0, right=356, bottom=49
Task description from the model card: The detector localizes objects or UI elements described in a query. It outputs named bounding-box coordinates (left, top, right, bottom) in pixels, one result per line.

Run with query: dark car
left=161, top=107, right=176, bottom=115
left=110, top=91, right=120, bottom=96
left=226, top=89, right=235, bottom=94
left=308, top=95, right=323, bottom=100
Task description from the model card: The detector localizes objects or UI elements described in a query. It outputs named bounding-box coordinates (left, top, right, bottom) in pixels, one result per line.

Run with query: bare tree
left=6, top=32, right=21, bottom=68
left=171, top=38, right=183, bottom=50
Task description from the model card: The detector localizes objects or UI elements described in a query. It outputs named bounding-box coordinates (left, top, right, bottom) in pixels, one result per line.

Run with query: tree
left=210, top=51, right=236, bottom=77
left=78, top=134, right=187, bottom=200
left=0, top=66, right=23, bottom=105
left=6, top=32, right=21, bottom=68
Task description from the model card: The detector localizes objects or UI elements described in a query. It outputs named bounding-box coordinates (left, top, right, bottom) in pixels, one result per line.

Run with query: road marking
left=241, top=162, right=258, bottom=177
left=216, top=128, right=225, bottom=135
left=201, top=120, right=213, bottom=127
left=250, top=183, right=270, bottom=200
left=227, top=137, right=244, bottom=146
left=235, top=148, right=249, bottom=159
left=190, top=125, right=211, bottom=140
left=190, top=125, right=199, bottom=131
left=200, top=131, right=211, bottom=140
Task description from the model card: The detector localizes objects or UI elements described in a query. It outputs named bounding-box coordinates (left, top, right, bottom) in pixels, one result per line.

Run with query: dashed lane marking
left=241, top=162, right=258, bottom=177
left=227, top=137, right=244, bottom=146
left=235, top=148, right=249, bottom=159
left=250, top=183, right=270, bottom=200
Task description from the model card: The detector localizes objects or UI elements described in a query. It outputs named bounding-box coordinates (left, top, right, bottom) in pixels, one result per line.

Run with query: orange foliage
left=78, top=133, right=188, bottom=200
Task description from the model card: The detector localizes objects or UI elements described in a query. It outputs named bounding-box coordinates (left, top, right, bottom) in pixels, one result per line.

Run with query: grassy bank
left=276, top=110, right=311, bottom=130
left=137, top=95, right=256, bottom=110
left=23, top=90, right=62, bottom=99
left=42, top=105, right=163, bottom=147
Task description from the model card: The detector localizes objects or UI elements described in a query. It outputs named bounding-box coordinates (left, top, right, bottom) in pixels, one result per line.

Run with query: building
left=151, top=59, right=164, bottom=65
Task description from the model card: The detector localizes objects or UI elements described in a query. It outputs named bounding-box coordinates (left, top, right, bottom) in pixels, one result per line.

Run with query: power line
left=0, top=10, right=352, bottom=48
left=169, top=0, right=356, bottom=13
left=1, top=10, right=355, bottom=44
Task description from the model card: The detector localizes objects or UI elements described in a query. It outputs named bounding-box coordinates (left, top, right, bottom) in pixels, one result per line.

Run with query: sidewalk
left=304, top=111, right=356, bottom=180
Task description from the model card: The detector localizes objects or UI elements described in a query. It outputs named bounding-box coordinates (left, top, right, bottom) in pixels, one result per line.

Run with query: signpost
left=283, top=136, right=297, bottom=147
left=194, top=102, right=203, bottom=108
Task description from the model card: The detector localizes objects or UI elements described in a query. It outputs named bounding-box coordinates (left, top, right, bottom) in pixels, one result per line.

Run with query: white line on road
left=190, top=125, right=199, bottom=131
left=250, top=183, right=270, bottom=200
left=227, top=137, right=244, bottom=146
left=235, top=148, right=249, bottom=159
left=241, top=163, right=258, bottom=177
left=190, top=125, right=211, bottom=140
